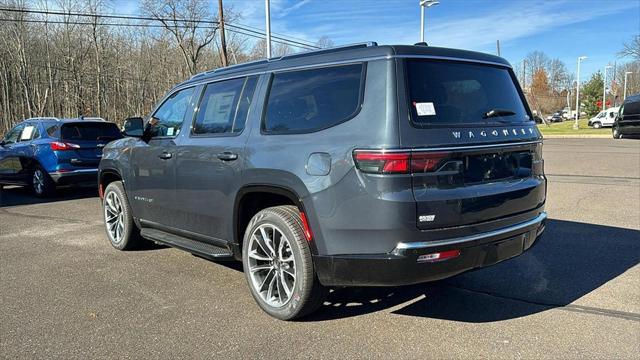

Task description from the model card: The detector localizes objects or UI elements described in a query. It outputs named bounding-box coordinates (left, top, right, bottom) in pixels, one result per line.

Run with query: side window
left=3, top=124, right=26, bottom=145
left=264, top=64, right=364, bottom=134
left=150, top=87, right=195, bottom=138
left=192, top=76, right=258, bottom=135
left=46, top=124, right=60, bottom=138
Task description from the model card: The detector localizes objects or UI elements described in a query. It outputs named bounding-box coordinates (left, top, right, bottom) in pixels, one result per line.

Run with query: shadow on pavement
left=0, top=185, right=97, bottom=207
left=303, top=219, right=640, bottom=322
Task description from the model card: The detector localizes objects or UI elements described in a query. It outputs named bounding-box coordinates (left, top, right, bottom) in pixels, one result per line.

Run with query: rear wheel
left=242, top=205, right=327, bottom=320
left=31, top=166, right=54, bottom=197
left=613, top=126, right=622, bottom=139
left=103, top=181, right=142, bottom=250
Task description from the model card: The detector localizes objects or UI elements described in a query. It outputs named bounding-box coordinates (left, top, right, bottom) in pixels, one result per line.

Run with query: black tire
left=242, top=205, right=327, bottom=320
left=592, top=122, right=602, bottom=129
left=31, top=166, right=55, bottom=197
left=102, top=181, right=143, bottom=250
left=613, top=126, right=622, bottom=139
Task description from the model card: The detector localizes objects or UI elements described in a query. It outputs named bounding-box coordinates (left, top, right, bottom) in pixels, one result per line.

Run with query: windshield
left=406, top=59, right=530, bottom=126
left=61, top=122, right=122, bottom=141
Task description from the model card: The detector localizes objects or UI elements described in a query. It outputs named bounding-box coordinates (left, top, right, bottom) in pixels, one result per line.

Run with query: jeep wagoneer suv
left=99, top=43, right=547, bottom=320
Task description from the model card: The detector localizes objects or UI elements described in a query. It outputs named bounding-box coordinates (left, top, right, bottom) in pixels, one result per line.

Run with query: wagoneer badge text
left=452, top=127, right=536, bottom=139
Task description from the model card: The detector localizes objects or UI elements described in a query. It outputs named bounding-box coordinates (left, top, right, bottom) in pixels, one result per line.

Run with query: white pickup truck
left=588, top=107, right=620, bottom=128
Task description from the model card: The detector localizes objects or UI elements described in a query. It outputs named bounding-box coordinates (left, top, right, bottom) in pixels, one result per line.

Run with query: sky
left=112, top=0, right=639, bottom=79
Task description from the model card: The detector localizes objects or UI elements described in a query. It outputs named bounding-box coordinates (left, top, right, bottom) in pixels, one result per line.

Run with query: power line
left=0, top=18, right=316, bottom=50
left=0, top=7, right=321, bottom=50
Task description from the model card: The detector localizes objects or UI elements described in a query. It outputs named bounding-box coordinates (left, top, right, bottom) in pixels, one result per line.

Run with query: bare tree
left=619, top=35, right=640, bottom=61
left=142, top=0, right=219, bottom=76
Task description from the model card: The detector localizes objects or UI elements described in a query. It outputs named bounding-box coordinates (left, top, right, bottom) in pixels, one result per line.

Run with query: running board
left=140, top=228, right=234, bottom=260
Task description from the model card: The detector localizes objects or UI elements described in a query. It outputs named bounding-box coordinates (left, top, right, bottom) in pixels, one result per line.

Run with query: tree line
left=514, top=37, right=640, bottom=117
left=0, top=0, right=331, bottom=133
left=0, top=1, right=638, bottom=133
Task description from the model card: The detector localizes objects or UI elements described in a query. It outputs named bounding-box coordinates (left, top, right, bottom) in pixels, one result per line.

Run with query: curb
left=541, top=134, right=612, bottom=139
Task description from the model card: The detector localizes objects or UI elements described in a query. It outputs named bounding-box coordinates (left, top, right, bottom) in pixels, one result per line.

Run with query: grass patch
left=536, top=119, right=611, bottom=135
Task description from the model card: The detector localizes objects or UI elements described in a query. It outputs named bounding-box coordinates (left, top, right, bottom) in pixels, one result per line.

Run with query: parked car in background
left=0, top=117, right=122, bottom=196
left=613, top=94, right=640, bottom=139
left=99, top=42, right=546, bottom=320
left=588, top=107, right=619, bottom=128
left=546, top=113, right=563, bottom=123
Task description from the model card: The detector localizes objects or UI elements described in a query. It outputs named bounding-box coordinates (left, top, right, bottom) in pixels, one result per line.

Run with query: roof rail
left=278, top=42, right=378, bottom=61
left=190, top=58, right=270, bottom=80
left=189, top=42, right=378, bottom=80
left=25, top=117, right=60, bottom=122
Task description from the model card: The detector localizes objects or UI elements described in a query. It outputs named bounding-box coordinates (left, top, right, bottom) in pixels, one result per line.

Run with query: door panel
left=0, top=123, right=29, bottom=185
left=173, top=76, right=261, bottom=241
left=129, top=86, right=197, bottom=227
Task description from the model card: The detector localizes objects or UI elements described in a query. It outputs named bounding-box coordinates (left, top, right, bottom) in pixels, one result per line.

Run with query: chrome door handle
left=217, top=152, right=238, bottom=161
left=158, top=152, right=173, bottom=160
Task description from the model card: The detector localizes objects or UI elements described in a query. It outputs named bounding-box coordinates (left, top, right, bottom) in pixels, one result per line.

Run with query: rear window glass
left=406, top=60, right=530, bottom=126
left=61, top=122, right=122, bottom=141
left=264, top=64, right=364, bottom=134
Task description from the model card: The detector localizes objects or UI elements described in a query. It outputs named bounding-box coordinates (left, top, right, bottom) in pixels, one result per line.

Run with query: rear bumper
left=314, top=212, right=547, bottom=287
left=49, top=168, right=98, bottom=185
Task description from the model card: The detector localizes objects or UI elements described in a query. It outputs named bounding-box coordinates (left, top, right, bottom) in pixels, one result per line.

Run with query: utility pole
left=603, top=65, right=612, bottom=110
left=265, top=0, right=272, bottom=58
left=496, top=40, right=501, bottom=56
left=574, top=56, right=587, bottom=130
left=521, top=59, right=526, bottom=89
left=218, top=0, right=228, bottom=67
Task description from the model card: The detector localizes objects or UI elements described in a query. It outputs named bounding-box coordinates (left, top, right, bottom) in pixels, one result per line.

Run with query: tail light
left=354, top=150, right=450, bottom=174
left=50, top=141, right=80, bottom=151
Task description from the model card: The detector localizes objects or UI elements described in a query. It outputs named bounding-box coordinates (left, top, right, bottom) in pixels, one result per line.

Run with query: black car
left=613, top=94, right=640, bottom=139
left=98, top=42, right=547, bottom=320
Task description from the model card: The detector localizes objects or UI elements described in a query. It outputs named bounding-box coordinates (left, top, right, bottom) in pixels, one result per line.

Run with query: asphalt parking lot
left=1, top=138, right=639, bottom=359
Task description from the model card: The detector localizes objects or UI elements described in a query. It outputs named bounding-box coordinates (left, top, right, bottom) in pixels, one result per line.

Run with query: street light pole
left=624, top=71, right=633, bottom=101
left=574, top=56, right=587, bottom=130
left=603, top=65, right=612, bottom=111
left=419, top=0, right=439, bottom=43
left=265, top=0, right=272, bottom=58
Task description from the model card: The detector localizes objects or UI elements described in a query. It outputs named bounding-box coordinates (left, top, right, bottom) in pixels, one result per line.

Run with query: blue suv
left=0, top=117, right=122, bottom=197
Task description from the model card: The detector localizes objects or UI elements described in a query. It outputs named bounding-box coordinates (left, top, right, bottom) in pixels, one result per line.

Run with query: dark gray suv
left=99, top=42, right=547, bottom=320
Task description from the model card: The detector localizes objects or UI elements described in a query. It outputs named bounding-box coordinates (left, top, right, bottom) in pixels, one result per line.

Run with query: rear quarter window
left=263, top=64, right=364, bottom=134
left=406, top=60, right=531, bottom=127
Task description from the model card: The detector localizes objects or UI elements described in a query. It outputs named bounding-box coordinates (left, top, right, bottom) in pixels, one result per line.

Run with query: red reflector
left=417, top=249, right=461, bottom=263
left=353, top=152, right=410, bottom=174
left=98, top=183, right=104, bottom=200
left=411, top=152, right=448, bottom=172
left=50, top=141, right=80, bottom=151
left=299, top=211, right=313, bottom=241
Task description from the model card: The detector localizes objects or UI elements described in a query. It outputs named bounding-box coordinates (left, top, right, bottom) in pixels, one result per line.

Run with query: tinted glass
left=151, top=87, right=195, bottom=137
left=624, top=100, right=640, bottom=116
left=264, top=64, right=363, bottom=133
left=193, top=76, right=258, bottom=135
left=406, top=60, right=530, bottom=126
left=61, top=122, right=122, bottom=141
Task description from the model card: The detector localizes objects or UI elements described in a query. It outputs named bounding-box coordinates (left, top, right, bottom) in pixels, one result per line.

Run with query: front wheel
left=592, top=122, right=602, bottom=129
left=103, top=181, right=143, bottom=250
left=242, top=205, right=327, bottom=320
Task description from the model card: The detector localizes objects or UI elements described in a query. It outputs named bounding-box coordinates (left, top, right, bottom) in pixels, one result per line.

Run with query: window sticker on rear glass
left=415, top=102, right=436, bottom=116
left=21, top=126, right=35, bottom=140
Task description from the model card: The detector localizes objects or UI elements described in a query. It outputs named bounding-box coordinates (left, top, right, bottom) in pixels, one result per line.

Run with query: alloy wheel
left=104, top=191, right=125, bottom=244
left=247, top=224, right=296, bottom=308
left=32, top=169, right=44, bottom=195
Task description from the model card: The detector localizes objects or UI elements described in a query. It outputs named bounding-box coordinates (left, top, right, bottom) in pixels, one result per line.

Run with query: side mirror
left=123, top=117, right=144, bottom=137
